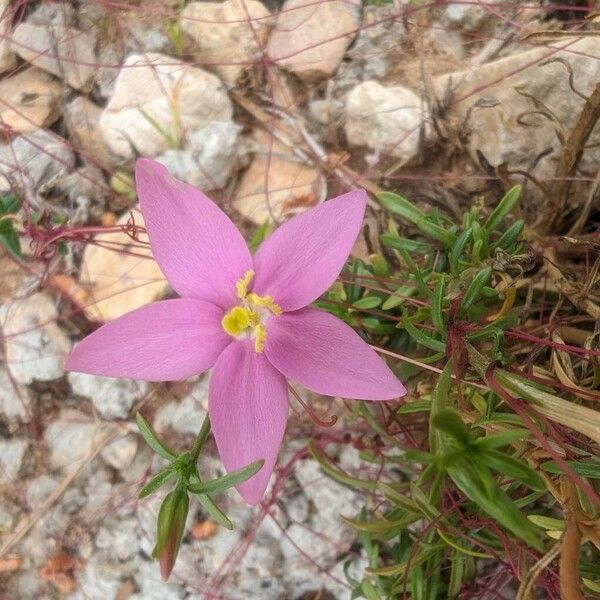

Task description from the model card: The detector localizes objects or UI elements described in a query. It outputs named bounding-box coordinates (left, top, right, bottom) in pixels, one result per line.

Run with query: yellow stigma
left=236, top=269, right=255, bottom=299
left=221, top=306, right=252, bottom=337
left=246, top=292, right=282, bottom=316
left=254, top=324, right=267, bottom=353
left=223, top=271, right=281, bottom=353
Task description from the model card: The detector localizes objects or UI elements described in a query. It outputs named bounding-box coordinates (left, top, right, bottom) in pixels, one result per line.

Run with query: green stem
left=190, top=414, right=211, bottom=463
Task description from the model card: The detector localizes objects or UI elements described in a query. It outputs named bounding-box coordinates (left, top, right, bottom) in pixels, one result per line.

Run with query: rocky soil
left=0, top=0, right=598, bottom=598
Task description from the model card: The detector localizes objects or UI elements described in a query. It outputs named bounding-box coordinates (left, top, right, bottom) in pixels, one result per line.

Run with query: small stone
left=66, top=555, right=123, bottom=600
left=0, top=367, right=32, bottom=422
left=45, top=163, right=108, bottom=226
left=65, top=97, right=115, bottom=166
left=0, top=292, right=71, bottom=384
left=181, top=0, right=271, bottom=85
left=442, top=0, right=496, bottom=33
left=154, top=379, right=208, bottom=436
left=234, top=128, right=325, bottom=224
left=44, top=410, right=107, bottom=473
left=268, top=0, right=360, bottom=81
left=77, top=208, right=170, bottom=322
left=133, top=560, right=186, bottom=600
left=433, top=36, right=600, bottom=188
left=345, top=80, right=430, bottom=165
left=0, top=0, right=16, bottom=73
left=95, top=517, right=140, bottom=560
left=0, top=68, right=62, bottom=133
left=156, top=121, right=242, bottom=190
left=0, top=438, right=28, bottom=483
left=0, top=130, right=75, bottom=195
left=100, top=434, right=139, bottom=471
left=99, top=53, right=233, bottom=160
left=69, top=372, right=149, bottom=420
left=11, top=23, right=96, bottom=91
left=26, top=2, right=76, bottom=27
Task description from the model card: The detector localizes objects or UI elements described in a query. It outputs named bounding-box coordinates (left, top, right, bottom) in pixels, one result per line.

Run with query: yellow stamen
left=221, top=306, right=252, bottom=337
left=246, top=292, right=282, bottom=316
left=254, top=324, right=266, bottom=353
left=236, top=269, right=255, bottom=299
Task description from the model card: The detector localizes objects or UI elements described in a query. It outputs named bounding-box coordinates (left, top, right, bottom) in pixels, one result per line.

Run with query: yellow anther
left=254, top=324, right=266, bottom=353
left=246, top=292, right=282, bottom=316
left=236, top=269, right=255, bottom=299
left=221, top=306, right=252, bottom=337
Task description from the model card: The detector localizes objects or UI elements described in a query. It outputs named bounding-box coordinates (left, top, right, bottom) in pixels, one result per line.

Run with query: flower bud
left=152, top=487, right=189, bottom=581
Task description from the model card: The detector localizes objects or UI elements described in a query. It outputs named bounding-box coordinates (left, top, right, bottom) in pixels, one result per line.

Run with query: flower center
left=221, top=270, right=281, bottom=352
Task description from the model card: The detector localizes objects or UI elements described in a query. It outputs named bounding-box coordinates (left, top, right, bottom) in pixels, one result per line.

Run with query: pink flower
left=67, top=159, right=406, bottom=504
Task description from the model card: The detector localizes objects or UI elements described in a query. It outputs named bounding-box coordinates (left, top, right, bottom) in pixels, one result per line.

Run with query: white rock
left=65, top=96, right=115, bottom=166
left=99, top=53, right=233, bottom=160
left=442, top=0, right=496, bottom=32
left=0, top=367, right=32, bottom=422
left=156, top=121, right=242, bottom=190
left=69, top=372, right=149, bottom=420
left=181, top=0, right=271, bottom=84
left=433, top=36, right=600, bottom=182
left=27, top=2, right=76, bottom=27
left=132, top=560, right=186, bottom=599
left=11, top=22, right=96, bottom=90
left=0, top=67, right=62, bottom=133
left=268, top=0, right=360, bottom=81
left=0, top=130, right=75, bottom=195
left=345, top=80, right=429, bottom=166
left=0, top=438, right=28, bottom=483
left=0, top=0, right=16, bottom=73
left=100, top=434, right=139, bottom=471
left=66, top=555, right=123, bottom=600
left=77, top=208, right=169, bottom=322
left=95, top=516, right=140, bottom=560
left=44, top=410, right=107, bottom=473
left=154, top=379, right=209, bottom=436
left=234, top=128, right=325, bottom=224
left=0, top=292, right=71, bottom=384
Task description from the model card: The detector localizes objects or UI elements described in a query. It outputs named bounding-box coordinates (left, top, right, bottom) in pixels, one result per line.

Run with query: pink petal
left=209, top=341, right=288, bottom=504
left=135, top=159, right=252, bottom=308
left=67, top=299, right=229, bottom=381
left=251, top=190, right=367, bottom=312
left=265, top=308, right=406, bottom=400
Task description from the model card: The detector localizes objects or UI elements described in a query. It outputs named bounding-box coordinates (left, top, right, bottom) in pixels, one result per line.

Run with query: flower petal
left=67, top=299, right=229, bottom=381
left=135, top=158, right=252, bottom=308
left=251, top=190, right=367, bottom=311
left=209, top=341, right=288, bottom=504
left=265, top=308, right=406, bottom=400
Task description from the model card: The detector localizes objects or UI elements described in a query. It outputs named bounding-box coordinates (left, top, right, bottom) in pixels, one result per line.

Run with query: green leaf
left=484, top=185, right=522, bottom=232
left=378, top=192, right=456, bottom=246
left=476, top=449, right=545, bottom=490
left=187, top=460, right=264, bottom=494
left=449, top=228, right=472, bottom=275
left=139, top=467, right=177, bottom=498
left=430, top=278, right=446, bottom=334
left=446, top=459, right=543, bottom=551
left=540, top=459, right=600, bottom=479
left=495, top=219, right=524, bottom=251
left=472, top=429, right=529, bottom=450
left=380, top=233, right=432, bottom=254
left=401, top=312, right=446, bottom=353
left=192, top=491, right=233, bottom=530
left=431, top=410, right=470, bottom=445
left=457, top=267, right=492, bottom=316
left=353, top=296, right=382, bottom=309
left=248, top=221, right=272, bottom=253
left=136, top=412, right=177, bottom=461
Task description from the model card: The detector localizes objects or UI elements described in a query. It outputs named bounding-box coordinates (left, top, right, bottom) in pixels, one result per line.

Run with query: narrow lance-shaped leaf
left=484, top=185, right=522, bottom=232
left=136, top=412, right=178, bottom=461
left=139, top=467, right=177, bottom=498
left=187, top=459, right=264, bottom=494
